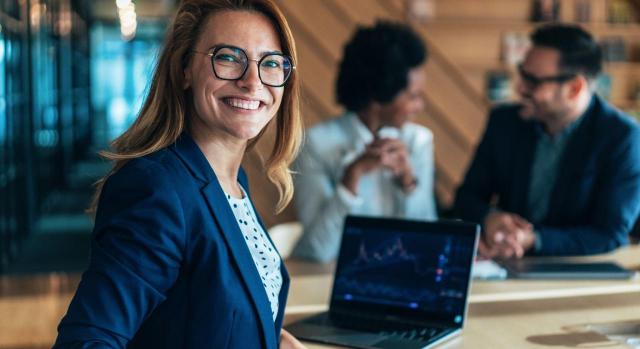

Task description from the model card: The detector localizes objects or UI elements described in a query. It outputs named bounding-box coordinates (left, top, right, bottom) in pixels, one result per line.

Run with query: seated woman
left=293, top=22, right=437, bottom=262
left=54, top=0, right=306, bottom=348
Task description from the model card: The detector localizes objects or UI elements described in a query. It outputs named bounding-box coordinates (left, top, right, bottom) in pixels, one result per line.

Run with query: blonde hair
left=91, top=0, right=302, bottom=213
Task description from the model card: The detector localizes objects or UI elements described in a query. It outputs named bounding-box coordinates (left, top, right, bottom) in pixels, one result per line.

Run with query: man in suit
left=454, top=24, right=640, bottom=258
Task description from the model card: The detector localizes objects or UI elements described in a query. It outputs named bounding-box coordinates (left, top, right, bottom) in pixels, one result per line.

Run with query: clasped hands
left=480, top=211, right=537, bottom=259
left=342, top=138, right=416, bottom=194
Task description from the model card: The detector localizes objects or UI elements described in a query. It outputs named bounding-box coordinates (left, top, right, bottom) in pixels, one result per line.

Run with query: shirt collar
left=534, top=96, right=594, bottom=141
left=347, top=111, right=375, bottom=144
left=346, top=111, right=403, bottom=142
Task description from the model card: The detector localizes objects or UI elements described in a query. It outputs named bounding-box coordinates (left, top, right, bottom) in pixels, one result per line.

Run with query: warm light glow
left=116, top=1, right=137, bottom=41
left=57, top=7, right=72, bottom=36
left=30, top=3, right=47, bottom=30
left=115, top=0, right=132, bottom=9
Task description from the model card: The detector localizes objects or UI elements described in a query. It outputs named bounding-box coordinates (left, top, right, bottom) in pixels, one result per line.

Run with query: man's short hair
left=336, top=21, right=427, bottom=112
left=531, top=24, right=602, bottom=80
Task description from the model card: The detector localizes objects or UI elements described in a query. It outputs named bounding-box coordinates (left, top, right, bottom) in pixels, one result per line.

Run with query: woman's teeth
left=225, top=98, right=260, bottom=110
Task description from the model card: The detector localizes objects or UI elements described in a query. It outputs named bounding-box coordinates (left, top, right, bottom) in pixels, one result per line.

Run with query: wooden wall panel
left=246, top=0, right=489, bottom=227
left=431, top=0, right=531, bottom=21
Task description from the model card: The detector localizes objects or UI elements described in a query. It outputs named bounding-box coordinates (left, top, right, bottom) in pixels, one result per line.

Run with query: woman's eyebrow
left=206, top=43, right=283, bottom=56
left=261, top=49, right=284, bottom=55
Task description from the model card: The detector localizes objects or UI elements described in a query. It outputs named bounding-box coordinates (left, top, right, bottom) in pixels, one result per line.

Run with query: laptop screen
left=330, top=216, right=479, bottom=326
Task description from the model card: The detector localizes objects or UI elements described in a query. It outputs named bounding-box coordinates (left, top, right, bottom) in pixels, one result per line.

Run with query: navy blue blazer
left=454, top=96, right=640, bottom=256
left=54, top=134, right=289, bottom=348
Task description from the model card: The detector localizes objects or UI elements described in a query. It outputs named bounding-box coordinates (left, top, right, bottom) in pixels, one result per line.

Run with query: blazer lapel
left=275, top=260, right=289, bottom=334
left=239, top=169, right=289, bottom=338
left=202, top=181, right=277, bottom=349
left=171, top=134, right=277, bottom=349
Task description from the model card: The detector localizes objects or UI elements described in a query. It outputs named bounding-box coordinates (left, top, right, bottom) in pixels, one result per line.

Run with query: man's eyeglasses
left=193, top=45, right=295, bottom=87
left=517, top=64, right=576, bottom=89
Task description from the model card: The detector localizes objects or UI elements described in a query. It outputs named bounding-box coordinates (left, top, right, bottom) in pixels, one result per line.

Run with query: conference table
left=0, top=246, right=638, bottom=348
left=284, top=245, right=640, bottom=349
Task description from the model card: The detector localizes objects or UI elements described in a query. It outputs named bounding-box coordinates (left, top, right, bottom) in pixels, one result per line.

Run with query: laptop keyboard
left=308, top=313, right=447, bottom=342
left=379, top=327, right=443, bottom=342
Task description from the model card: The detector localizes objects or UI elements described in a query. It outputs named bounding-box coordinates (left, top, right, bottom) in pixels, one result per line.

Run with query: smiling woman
left=52, top=1, right=305, bottom=348
left=183, top=10, right=291, bottom=149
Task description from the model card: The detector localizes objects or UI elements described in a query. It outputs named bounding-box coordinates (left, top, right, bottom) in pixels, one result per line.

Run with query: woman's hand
left=341, top=138, right=415, bottom=195
left=280, top=329, right=307, bottom=349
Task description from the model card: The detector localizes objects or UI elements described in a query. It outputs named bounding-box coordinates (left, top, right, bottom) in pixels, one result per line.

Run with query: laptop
left=286, top=216, right=480, bottom=349
left=499, top=259, right=636, bottom=280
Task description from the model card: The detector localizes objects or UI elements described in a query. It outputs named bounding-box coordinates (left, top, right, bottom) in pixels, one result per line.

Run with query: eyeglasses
left=517, top=64, right=576, bottom=89
left=193, top=45, right=295, bottom=87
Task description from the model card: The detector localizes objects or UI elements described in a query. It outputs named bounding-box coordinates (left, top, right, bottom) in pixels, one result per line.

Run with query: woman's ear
left=366, top=101, right=382, bottom=115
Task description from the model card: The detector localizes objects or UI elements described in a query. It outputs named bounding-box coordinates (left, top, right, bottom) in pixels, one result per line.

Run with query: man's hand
left=482, top=211, right=535, bottom=259
left=341, top=138, right=416, bottom=194
left=280, top=329, right=307, bottom=349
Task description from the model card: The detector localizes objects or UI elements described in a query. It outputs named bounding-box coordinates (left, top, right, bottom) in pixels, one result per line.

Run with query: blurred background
left=0, top=0, right=639, bottom=346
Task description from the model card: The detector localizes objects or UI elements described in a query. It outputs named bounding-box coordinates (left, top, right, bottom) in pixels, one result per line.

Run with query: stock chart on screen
left=332, top=225, right=474, bottom=320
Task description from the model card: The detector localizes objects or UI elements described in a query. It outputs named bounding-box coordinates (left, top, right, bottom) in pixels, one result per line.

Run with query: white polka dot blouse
left=225, top=187, right=282, bottom=322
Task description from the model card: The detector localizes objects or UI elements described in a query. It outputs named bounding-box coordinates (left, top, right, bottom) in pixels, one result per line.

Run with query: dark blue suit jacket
left=54, top=134, right=289, bottom=348
left=454, top=96, right=640, bottom=256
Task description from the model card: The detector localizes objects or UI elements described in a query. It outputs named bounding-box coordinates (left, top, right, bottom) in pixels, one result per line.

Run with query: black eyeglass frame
left=193, top=45, right=295, bottom=87
left=517, top=64, right=577, bottom=89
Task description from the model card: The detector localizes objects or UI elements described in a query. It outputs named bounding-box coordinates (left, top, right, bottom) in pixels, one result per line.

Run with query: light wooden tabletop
left=288, top=292, right=640, bottom=349
left=285, top=245, right=640, bottom=315
left=0, top=245, right=638, bottom=348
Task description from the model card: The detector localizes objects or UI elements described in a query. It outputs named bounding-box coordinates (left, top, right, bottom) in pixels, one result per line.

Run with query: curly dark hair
left=336, top=21, right=427, bottom=112
left=531, top=24, right=602, bottom=80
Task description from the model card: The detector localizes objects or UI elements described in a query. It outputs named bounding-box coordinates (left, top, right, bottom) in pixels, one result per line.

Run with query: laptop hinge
left=330, top=309, right=456, bottom=329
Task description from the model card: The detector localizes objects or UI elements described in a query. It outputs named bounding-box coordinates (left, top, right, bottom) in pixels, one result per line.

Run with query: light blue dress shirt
left=292, top=112, right=437, bottom=262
